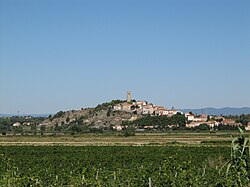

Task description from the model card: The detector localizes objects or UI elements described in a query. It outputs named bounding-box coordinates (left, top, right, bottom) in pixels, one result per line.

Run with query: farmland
left=0, top=131, right=245, bottom=146
left=0, top=132, right=249, bottom=186
left=1, top=145, right=232, bottom=186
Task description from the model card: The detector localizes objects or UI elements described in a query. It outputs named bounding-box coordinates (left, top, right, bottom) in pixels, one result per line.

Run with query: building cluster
left=185, top=113, right=243, bottom=128
left=114, top=101, right=178, bottom=116
left=112, top=92, right=249, bottom=131
left=113, top=92, right=179, bottom=117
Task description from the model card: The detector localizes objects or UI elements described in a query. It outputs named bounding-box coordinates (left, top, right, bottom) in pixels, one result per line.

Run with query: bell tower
left=127, top=91, right=132, bottom=103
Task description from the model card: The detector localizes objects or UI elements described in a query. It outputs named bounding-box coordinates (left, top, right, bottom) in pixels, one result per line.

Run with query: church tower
left=127, top=91, right=132, bottom=103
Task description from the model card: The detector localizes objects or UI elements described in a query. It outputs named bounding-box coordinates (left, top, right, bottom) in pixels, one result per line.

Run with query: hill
left=40, top=100, right=138, bottom=129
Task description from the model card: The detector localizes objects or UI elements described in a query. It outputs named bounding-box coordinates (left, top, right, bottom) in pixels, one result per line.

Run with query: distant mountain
left=0, top=114, right=51, bottom=117
left=180, top=107, right=250, bottom=116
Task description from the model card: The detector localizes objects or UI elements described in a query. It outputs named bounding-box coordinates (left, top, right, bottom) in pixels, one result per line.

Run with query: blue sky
left=0, top=0, right=249, bottom=114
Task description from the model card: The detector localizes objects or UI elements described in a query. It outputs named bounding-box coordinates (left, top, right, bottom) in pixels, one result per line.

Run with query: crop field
left=0, top=131, right=245, bottom=146
left=0, top=131, right=249, bottom=186
left=0, top=145, right=240, bottom=186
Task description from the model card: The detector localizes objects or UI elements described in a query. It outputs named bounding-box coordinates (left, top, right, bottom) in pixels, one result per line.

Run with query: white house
left=142, top=105, right=154, bottom=115
left=13, top=122, right=21, bottom=127
left=194, top=114, right=208, bottom=122
left=137, top=101, right=147, bottom=105
left=186, top=122, right=201, bottom=128
left=245, top=122, right=250, bottom=131
left=154, top=106, right=167, bottom=116
left=165, top=109, right=178, bottom=116
left=113, top=104, right=122, bottom=111
left=185, top=113, right=195, bottom=121
left=113, top=125, right=123, bottom=131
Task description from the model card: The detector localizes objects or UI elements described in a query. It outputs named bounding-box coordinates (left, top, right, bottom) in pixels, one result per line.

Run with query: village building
left=185, top=113, right=195, bottom=121
left=165, top=109, right=178, bottom=116
left=141, top=105, right=154, bottom=115
left=12, top=122, right=21, bottom=127
left=143, top=125, right=155, bottom=129
left=222, top=119, right=242, bottom=126
left=134, top=101, right=148, bottom=109
left=153, top=106, right=166, bottom=116
left=23, top=122, right=31, bottom=126
left=186, top=122, right=201, bottom=128
left=186, top=120, right=219, bottom=128
left=112, top=125, right=123, bottom=131
left=113, top=104, right=122, bottom=111
left=113, top=91, right=180, bottom=117
left=191, top=114, right=208, bottom=122
left=203, top=121, right=218, bottom=128
left=245, top=122, right=250, bottom=131
left=121, top=103, right=133, bottom=111
left=214, top=116, right=225, bottom=121
left=200, top=114, right=208, bottom=121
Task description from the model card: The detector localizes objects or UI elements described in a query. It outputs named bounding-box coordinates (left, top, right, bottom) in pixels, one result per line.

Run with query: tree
left=68, top=124, right=87, bottom=134
left=107, top=108, right=112, bottom=117
left=207, top=115, right=210, bottom=122
left=0, top=124, right=8, bottom=132
left=53, top=123, right=63, bottom=133
left=53, top=111, right=65, bottom=118
left=123, top=126, right=135, bottom=137
left=66, top=117, right=70, bottom=123
left=1, top=132, right=6, bottom=135
left=197, top=124, right=210, bottom=131
left=40, top=125, right=46, bottom=135
left=171, top=114, right=186, bottom=127
left=31, top=123, right=37, bottom=135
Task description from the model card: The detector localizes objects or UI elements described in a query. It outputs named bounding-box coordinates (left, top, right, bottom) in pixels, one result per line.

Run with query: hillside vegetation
left=40, top=100, right=136, bottom=133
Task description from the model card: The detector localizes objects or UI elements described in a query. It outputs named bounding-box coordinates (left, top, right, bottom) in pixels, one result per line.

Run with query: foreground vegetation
left=0, top=126, right=249, bottom=186
left=0, top=134, right=249, bottom=187
left=0, top=146, right=230, bottom=186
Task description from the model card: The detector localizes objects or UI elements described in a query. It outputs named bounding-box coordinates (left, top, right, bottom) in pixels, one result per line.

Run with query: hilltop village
left=0, top=92, right=250, bottom=135
left=109, top=92, right=247, bottom=131
left=113, top=92, right=179, bottom=117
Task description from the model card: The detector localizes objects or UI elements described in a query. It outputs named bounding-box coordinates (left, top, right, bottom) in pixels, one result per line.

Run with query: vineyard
left=0, top=144, right=248, bottom=187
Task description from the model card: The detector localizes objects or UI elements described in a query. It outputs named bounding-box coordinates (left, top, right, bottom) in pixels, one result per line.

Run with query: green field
left=0, top=131, right=249, bottom=186
left=0, top=145, right=240, bottom=186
